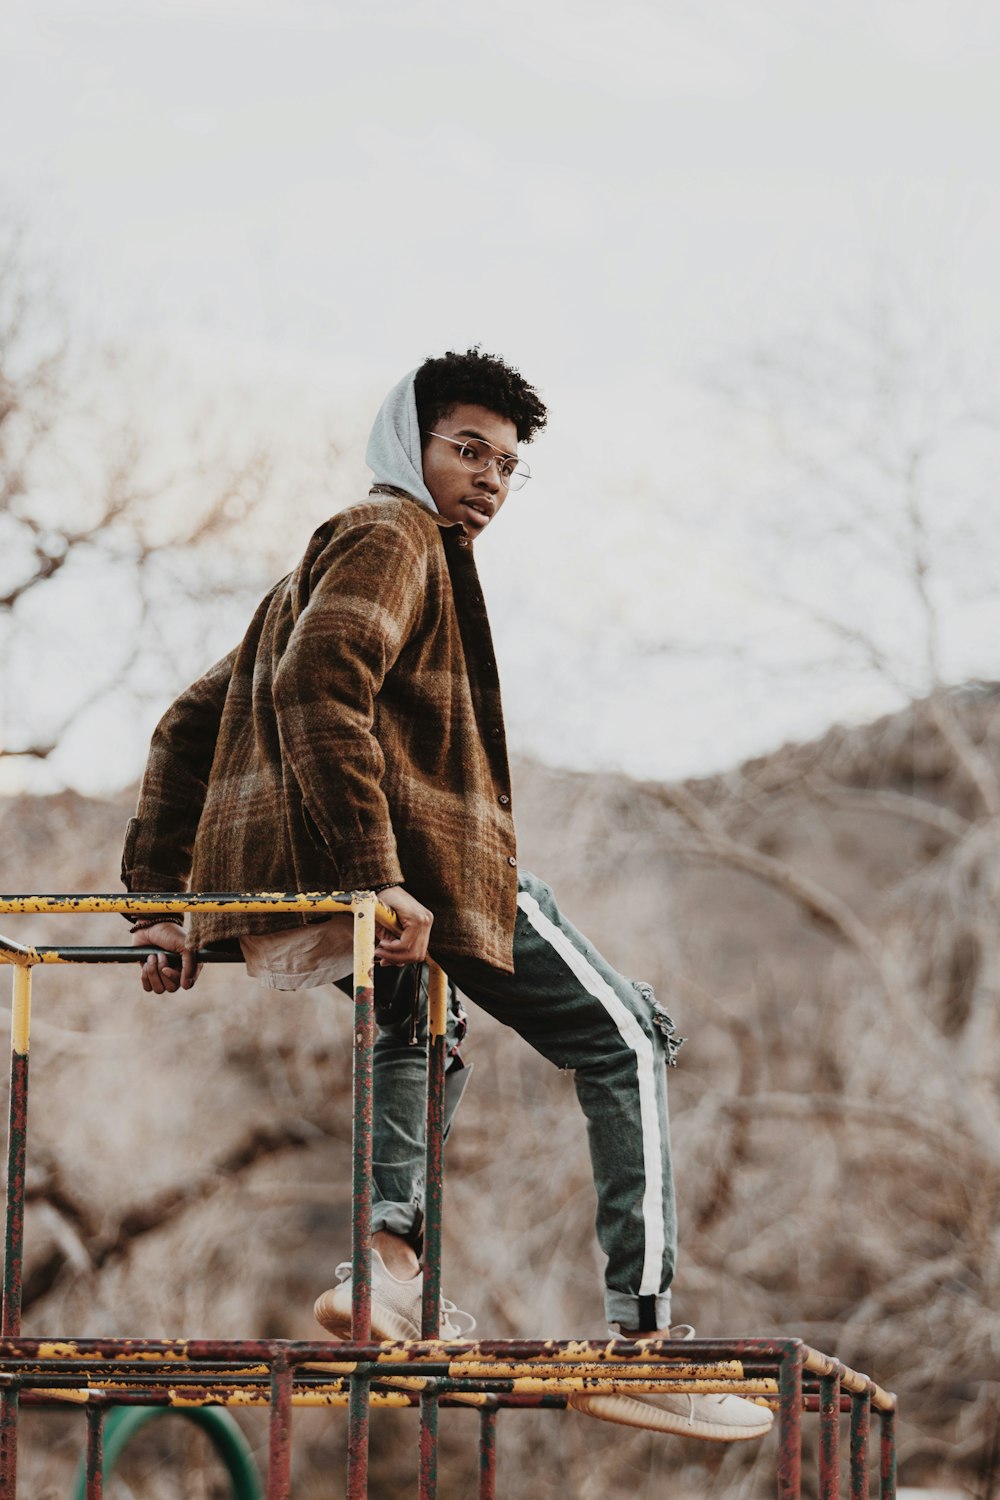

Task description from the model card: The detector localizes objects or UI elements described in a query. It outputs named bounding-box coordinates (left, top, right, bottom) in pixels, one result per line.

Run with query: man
left=122, top=349, right=771, bottom=1442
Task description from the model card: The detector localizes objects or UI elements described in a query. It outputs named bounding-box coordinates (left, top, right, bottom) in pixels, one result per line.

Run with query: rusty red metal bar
left=0, top=894, right=900, bottom=1498
left=777, top=1344, right=804, bottom=1500
left=0, top=1389, right=17, bottom=1500
left=818, top=1368, right=841, bottom=1500
left=879, top=1408, right=897, bottom=1500
left=268, top=1355, right=293, bottom=1500
left=478, top=1407, right=497, bottom=1500
left=84, top=1406, right=103, bottom=1500
left=419, top=1386, right=440, bottom=1500
left=850, top=1387, right=872, bottom=1500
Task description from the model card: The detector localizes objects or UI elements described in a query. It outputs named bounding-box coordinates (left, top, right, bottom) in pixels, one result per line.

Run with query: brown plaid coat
left=121, top=487, right=518, bottom=971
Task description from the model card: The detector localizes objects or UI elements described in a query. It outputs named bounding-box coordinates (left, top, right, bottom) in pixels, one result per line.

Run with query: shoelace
left=333, top=1262, right=477, bottom=1337
left=439, top=1298, right=477, bottom=1338
left=609, top=1323, right=732, bottom=1417
left=669, top=1327, right=729, bottom=1409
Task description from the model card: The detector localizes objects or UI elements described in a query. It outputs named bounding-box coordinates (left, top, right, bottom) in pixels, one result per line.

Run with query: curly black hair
left=414, top=347, right=548, bottom=446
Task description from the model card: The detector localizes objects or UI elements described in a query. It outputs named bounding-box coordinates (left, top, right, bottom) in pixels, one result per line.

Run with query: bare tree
left=0, top=227, right=296, bottom=777
left=614, top=291, right=1000, bottom=1493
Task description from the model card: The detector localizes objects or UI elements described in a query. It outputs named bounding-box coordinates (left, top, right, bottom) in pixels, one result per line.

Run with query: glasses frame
left=425, top=431, right=531, bottom=491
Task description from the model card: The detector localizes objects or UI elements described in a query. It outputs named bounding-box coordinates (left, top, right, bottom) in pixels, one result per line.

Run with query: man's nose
left=475, top=461, right=502, bottom=493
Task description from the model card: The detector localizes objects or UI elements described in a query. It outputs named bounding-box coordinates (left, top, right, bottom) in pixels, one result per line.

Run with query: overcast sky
left=2, top=0, right=999, bottom=793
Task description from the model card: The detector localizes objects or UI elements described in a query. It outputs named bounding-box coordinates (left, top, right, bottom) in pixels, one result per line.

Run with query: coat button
left=498, top=793, right=510, bottom=806
left=491, top=727, right=501, bottom=738
left=507, top=855, right=517, bottom=866
left=457, top=536, right=469, bottom=548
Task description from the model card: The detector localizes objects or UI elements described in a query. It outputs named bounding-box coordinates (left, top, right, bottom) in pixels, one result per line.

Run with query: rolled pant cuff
left=372, top=1203, right=422, bottom=1241
left=604, top=1289, right=672, bottom=1333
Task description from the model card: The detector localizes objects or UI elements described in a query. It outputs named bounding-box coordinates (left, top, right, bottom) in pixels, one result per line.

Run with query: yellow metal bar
left=0, top=895, right=357, bottom=916
left=427, top=963, right=448, bottom=1040
left=302, top=1358, right=751, bottom=1381
left=352, top=895, right=377, bottom=996
left=0, top=937, right=38, bottom=969
left=375, top=901, right=399, bottom=933
left=27, top=1387, right=415, bottom=1410
left=803, top=1347, right=895, bottom=1412
left=10, top=970, right=30, bottom=1058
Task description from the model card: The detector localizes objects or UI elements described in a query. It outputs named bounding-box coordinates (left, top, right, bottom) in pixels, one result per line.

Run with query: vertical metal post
left=879, top=1409, right=896, bottom=1500
left=267, top=1356, right=293, bottom=1500
left=418, top=962, right=448, bottom=1500
left=350, top=896, right=377, bottom=1339
left=2, top=966, right=31, bottom=1336
left=850, top=1390, right=871, bottom=1500
left=347, top=895, right=376, bottom=1500
left=478, top=1408, right=497, bottom=1500
left=418, top=1386, right=440, bottom=1500
left=421, top=962, right=448, bottom=1338
left=346, top=1372, right=371, bottom=1500
left=0, top=964, right=31, bottom=1500
left=818, top=1370, right=841, bottom=1500
left=777, top=1346, right=803, bottom=1500
left=0, top=1389, right=17, bottom=1500
left=84, top=1407, right=104, bottom=1500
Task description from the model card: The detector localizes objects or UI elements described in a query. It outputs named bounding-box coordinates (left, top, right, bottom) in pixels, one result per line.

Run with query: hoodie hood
left=365, top=367, right=437, bottom=512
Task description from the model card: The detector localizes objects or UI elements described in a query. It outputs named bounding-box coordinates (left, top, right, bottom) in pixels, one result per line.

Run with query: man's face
left=420, top=403, right=519, bottom=540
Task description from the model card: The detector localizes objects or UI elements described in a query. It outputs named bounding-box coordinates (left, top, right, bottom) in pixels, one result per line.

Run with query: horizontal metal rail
left=0, top=894, right=898, bottom=1499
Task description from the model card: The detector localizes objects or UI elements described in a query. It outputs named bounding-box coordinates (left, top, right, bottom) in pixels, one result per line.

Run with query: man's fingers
left=179, top=950, right=200, bottom=989
left=142, top=953, right=181, bottom=995
left=375, top=936, right=429, bottom=966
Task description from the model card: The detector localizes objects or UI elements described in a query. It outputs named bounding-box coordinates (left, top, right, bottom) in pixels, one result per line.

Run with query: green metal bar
left=71, top=1405, right=264, bottom=1500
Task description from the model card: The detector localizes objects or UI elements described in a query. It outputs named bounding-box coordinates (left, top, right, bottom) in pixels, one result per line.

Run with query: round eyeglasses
left=425, top=431, right=531, bottom=491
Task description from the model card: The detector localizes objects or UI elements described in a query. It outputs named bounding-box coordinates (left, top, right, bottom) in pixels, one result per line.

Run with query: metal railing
left=0, top=893, right=898, bottom=1499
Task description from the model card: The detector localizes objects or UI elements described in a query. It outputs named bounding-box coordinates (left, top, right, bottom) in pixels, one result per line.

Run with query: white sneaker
left=568, top=1325, right=774, bottom=1442
left=313, top=1250, right=476, bottom=1342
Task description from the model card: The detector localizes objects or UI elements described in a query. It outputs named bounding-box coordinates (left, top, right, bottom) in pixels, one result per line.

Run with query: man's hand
left=374, top=887, right=433, bottom=967
left=131, top=923, right=201, bottom=994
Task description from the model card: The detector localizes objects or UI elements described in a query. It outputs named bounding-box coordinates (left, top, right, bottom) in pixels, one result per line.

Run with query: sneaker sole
left=568, top=1391, right=774, bottom=1441
left=313, top=1290, right=419, bottom=1344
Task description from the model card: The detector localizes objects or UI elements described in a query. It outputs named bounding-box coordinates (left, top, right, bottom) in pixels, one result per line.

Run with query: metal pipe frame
left=0, top=893, right=899, bottom=1498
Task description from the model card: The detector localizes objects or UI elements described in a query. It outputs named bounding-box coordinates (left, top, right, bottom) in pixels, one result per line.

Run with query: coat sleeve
left=271, top=517, right=427, bottom=890
left=121, top=649, right=237, bottom=897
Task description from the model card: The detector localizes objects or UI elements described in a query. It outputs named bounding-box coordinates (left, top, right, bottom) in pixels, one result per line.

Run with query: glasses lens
left=458, top=441, right=489, bottom=474
left=506, top=462, right=530, bottom=491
